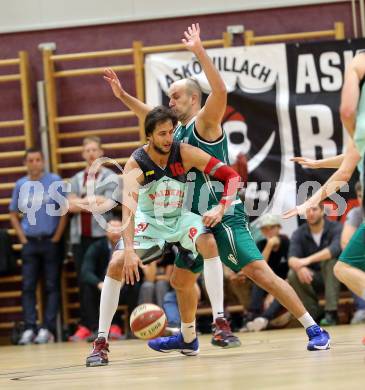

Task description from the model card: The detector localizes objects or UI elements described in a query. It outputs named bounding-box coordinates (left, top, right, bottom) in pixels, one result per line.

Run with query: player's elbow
left=219, top=82, right=227, bottom=95
left=213, top=82, right=227, bottom=97
left=340, top=103, right=356, bottom=123
left=337, top=169, right=352, bottom=183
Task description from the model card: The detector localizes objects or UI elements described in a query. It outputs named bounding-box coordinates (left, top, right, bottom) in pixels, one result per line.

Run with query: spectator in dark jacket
left=288, top=203, right=342, bottom=325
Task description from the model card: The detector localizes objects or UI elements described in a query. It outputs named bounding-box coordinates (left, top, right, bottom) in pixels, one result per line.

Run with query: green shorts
left=175, top=202, right=264, bottom=273
left=115, top=209, right=207, bottom=265
left=339, top=222, right=365, bottom=272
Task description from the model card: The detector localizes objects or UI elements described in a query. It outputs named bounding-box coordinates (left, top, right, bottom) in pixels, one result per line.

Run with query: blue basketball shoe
left=306, top=325, right=330, bottom=350
left=148, top=332, right=199, bottom=356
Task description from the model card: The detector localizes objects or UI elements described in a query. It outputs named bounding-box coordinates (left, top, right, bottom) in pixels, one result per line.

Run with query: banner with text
left=145, top=39, right=365, bottom=234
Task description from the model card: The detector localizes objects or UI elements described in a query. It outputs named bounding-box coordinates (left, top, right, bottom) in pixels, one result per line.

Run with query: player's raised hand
left=282, top=202, right=307, bottom=219
left=291, top=156, right=319, bottom=169
left=182, top=23, right=202, bottom=53
left=282, top=207, right=299, bottom=219
left=103, top=67, right=125, bottom=100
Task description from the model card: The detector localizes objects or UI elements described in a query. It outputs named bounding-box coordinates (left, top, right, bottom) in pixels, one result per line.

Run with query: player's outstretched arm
left=291, top=154, right=345, bottom=169
left=283, top=138, right=360, bottom=219
left=340, top=53, right=365, bottom=136
left=120, top=157, right=144, bottom=285
left=103, top=67, right=152, bottom=121
left=181, top=143, right=240, bottom=226
left=182, top=23, right=227, bottom=138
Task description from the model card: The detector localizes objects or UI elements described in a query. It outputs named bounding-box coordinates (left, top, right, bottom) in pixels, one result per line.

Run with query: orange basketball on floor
left=130, top=303, right=167, bottom=340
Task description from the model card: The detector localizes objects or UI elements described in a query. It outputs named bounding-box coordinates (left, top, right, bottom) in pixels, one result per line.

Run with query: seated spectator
left=241, top=214, right=290, bottom=331
left=288, top=203, right=342, bottom=325
left=224, top=267, right=252, bottom=320
left=341, top=182, right=365, bottom=324
left=72, top=218, right=141, bottom=341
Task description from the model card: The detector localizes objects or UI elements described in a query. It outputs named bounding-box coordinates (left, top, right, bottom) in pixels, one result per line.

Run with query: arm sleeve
left=102, top=172, right=119, bottom=199
left=9, top=182, right=20, bottom=212
left=204, top=156, right=240, bottom=207
left=345, top=207, right=363, bottom=228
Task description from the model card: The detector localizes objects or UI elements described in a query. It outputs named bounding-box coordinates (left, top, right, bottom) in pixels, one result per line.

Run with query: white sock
left=181, top=321, right=196, bottom=343
left=298, top=312, right=316, bottom=329
left=98, top=276, right=122, bottom=338
left=204, top=257, right=224, bottom=321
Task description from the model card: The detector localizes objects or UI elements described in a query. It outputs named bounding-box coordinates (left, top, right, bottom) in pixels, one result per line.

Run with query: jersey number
left=170, top=162, right=184, bottom=176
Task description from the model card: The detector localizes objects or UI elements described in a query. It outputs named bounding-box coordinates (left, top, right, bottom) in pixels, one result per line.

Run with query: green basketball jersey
left=174, top=118, right=237, bottom=215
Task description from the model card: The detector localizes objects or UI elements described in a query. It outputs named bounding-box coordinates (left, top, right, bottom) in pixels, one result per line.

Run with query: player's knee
left=246, top=261, right=274, bottom=287
left=170, top=273, right=185, bottom=290
left=107, top=250, right=124, bottom=278
left=196, top=233, right=217, bottom=256
left=333, top=261, right=346, bottom=282
left=170, top=269, right=195, bottom=291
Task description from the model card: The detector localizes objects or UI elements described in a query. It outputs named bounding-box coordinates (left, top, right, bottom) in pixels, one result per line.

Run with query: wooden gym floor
left=1, top=325, right=364, bottom=390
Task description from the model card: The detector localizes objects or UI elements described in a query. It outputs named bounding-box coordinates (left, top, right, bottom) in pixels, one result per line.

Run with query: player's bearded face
left=306, top=206, right=324, bottom=226
left=151, top=120, right=174, bottom=155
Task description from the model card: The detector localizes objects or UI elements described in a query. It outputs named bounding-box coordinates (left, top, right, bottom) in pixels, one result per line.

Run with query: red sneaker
left=109, top=324, right=123, bottom=340
left=69, top=325, right=92, bottom=342
left=86, top=337, right=109, bottom=367
left=211, top=317, right=241, bottom=348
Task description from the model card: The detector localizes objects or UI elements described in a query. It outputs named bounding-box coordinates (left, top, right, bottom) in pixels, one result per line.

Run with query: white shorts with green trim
left=115, top=209, right=207, bottom=263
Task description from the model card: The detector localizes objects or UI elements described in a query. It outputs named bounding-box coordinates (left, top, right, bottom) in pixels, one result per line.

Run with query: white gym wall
left=0, top=0, right=345, bottom=34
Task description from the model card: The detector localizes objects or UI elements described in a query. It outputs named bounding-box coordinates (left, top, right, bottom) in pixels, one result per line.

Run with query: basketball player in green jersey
left=104, top=23, right=330, bottom=351
left=286, top=52, right=365, bottom=342
left=87, top=106, right=241, bottom=365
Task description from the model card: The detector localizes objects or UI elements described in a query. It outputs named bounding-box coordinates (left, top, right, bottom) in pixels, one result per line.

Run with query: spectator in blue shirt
left=9, top=148, right=68, bottom=345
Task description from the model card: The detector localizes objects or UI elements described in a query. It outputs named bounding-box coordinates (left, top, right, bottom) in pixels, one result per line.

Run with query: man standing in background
left=10, top=148, right=67, bottom=344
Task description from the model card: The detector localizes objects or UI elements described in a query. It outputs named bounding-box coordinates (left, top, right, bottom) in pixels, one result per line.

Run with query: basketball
left=129, top=304, right=167, bottom=340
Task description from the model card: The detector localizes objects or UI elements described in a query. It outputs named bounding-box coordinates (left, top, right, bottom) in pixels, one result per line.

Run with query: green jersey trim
left=192, top=125, right=226, bottom=146
left=220, top=221, right=239, bottom=260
